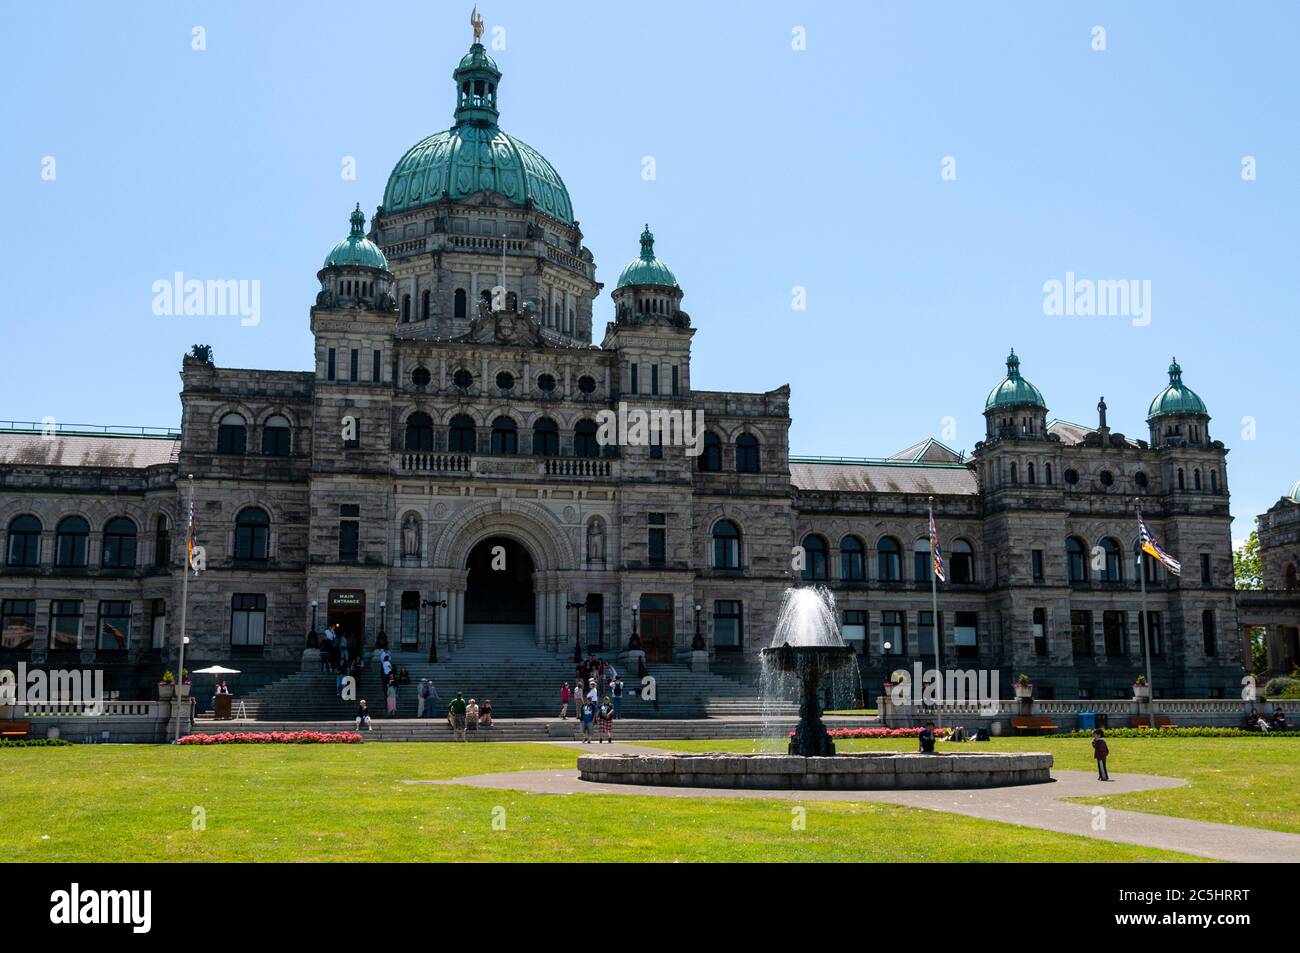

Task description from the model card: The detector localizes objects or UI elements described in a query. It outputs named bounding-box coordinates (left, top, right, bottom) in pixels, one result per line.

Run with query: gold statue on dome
left=470, top=7, right=484, bottom=43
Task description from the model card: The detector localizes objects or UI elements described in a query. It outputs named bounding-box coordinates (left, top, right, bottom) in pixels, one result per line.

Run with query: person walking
left=417, top=678, right=431, bottom=719
left=385, top=675, right=398, bottom=718
left=579, top=697, right=596, bottom=743
left=597, top=696, right=615, bottom=744
left=448, top=692, right=469, bottom=741
left=560, top=681, right=572, bottom=719
left=610, top=675, right=624, bottom=718
left=1092, top=728, right=1111, bottom=780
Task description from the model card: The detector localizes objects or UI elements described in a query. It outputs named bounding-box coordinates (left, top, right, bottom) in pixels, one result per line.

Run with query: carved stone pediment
left=458, top=309, right=548, bottom=347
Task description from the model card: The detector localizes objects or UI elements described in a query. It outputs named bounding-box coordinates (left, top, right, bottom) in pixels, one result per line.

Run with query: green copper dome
left=1288, top=479, right=1300, bottom=504
left=381, top=41, right=574, bottom=225
left=1146, top=358, right=1207, bottom=419
left=323, top=205, right=389, bottom=270
left=985, top=349, right=1046, bottom=411
left=616, top=225, right=678, bottom=288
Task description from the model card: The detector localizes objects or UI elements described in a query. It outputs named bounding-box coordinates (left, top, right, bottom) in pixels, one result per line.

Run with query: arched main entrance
left=464, top=536, right=535, bottom=625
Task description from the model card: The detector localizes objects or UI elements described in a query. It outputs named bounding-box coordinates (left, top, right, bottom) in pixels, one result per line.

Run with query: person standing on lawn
left=560, top=681, right=572, bottom=719
left=1092, top=728, right=1111, bottom=781
left=448, top=691, right=468, bottom=741
left=579, top=698, right=596, bottom=743
left=597, top=696, right=615, bottom=743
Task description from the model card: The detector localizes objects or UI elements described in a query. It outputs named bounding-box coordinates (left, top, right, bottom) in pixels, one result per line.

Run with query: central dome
left=381, top=41, right=574, bottom=225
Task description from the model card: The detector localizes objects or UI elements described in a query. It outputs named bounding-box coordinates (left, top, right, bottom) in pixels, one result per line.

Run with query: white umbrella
left=192, top=665, right=241, bottom=674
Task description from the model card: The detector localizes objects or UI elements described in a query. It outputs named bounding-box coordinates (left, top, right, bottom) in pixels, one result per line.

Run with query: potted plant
left=177, top=669, right=192, bottom=699
left=158, top=671, right=175, bottom=701
left=1013, top=673, right=1034, bottom=700
left=1132, top=673, right=1151, bottom=700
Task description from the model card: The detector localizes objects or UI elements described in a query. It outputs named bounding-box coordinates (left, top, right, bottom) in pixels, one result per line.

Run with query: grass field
left=645, top=737, right=1300, bottom=834
left=0, top=741, right=1208, bottom=862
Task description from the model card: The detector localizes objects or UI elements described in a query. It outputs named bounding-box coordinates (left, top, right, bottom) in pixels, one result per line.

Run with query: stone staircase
left=202, top=624, right=798, bottom=722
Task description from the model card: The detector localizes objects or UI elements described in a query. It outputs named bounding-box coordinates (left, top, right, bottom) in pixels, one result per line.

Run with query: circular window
left=496, top=371, right=515, bottom=390
left=1099, top=470, right=1114, bottom=486
left=411, top=367, right=431, bottom=387
left=1135, top=472, right=1149, bottom=489
left=1063, top=468, right=1079, bottom=485
left=452, top=368, right=473, bottom=389
left=537, top=373, right=556, bottom=393
left=577, top=375, right=596, bottom=394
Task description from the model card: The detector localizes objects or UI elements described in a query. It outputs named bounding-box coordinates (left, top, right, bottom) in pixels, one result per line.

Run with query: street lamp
left=423, top=598, right=447, bottom=662
left=377, top=601, right=387, bottom=650
left=308, top=600, right=318, bottom=646
left=567, top=600, right=585, bottom=662
left=628, top=605, right=640, bottom=650
left=692, top=602, right=705, bottom=651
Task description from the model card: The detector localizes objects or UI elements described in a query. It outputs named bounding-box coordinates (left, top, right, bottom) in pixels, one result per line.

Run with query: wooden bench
left=0, top=720, right=31, bottom=739
left=1010, top=716, right=1058, bottom=734
left=1129, top=715, right=1178, bottom=729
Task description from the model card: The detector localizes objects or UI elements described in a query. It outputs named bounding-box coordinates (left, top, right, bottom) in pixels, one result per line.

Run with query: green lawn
left=0, top=742, right=1204, bottom=862
left=645, top=737, right=1300, bottom=834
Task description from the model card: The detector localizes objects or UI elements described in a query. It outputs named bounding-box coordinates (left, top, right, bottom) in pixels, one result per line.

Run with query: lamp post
left=423, top=598, right=447, bottom=662
left=174, top=473, right=195, bottom=743
left=567, top=600, right=585, bottom=663
left=309, top=600, right=318, bottom=646
left=692, top=602, right=705, bottom=651
left=378, top=600, right=387, bottom=650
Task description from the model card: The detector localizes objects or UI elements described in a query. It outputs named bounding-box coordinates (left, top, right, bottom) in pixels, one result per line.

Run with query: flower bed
left=791, top=727, right=953, bottom=740
left=1058, top=727, right=1300, bottom=739
left=0, top=738, right=72, bottom=748
left=176, top=730, right=363, bottom=745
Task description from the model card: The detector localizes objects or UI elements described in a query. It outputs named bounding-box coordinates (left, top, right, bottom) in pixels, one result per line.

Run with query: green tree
left=1234, top=529, right=1263, bottom=590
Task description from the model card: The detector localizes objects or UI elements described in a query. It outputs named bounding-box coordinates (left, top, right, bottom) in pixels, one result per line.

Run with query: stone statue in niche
left=401, top=514, right=421, bottom=558
left=586, top=518, right=605, bottom=562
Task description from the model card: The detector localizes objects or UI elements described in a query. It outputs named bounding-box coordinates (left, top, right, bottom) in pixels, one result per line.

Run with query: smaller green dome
left=1287, top=479, right=1300, bottom=504
left=616, top=225, right=678, bottom=289
left=323, top=205, right=388, bottom=271
left=985, top=349, right=1046, bottom=411
left=458, top=43, right=499, bottom=72
left=1146, top=358, right=1207, bottom=419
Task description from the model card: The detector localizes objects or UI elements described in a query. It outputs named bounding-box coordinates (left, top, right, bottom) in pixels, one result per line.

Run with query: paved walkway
left=409, top=743, right=1300, bottom=863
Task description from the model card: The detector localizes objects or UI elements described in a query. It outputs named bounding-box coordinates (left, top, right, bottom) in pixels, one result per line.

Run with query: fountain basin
left=578, top=751, right=1053, bottom=790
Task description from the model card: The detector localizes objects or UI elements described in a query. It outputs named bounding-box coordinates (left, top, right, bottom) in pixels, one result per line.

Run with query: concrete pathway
left=407, top=743, right=1300, bottom=863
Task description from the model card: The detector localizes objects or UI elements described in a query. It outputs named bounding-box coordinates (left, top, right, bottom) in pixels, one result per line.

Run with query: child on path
left=1092, top=728, right=1111, bottom=781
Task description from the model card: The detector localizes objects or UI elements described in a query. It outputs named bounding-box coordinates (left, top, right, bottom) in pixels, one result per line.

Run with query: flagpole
left=929, top=496, right=941, bottom=731
left=174, top=474, right=194, bottom=743
left=1134, top=497, right=1156, bottom=728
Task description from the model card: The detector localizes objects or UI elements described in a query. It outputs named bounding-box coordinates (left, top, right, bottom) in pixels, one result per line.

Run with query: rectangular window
left=230, top=594, right=266, bottom=647
left=1202, top=609, right=1217, bottom=656
left=714, top=600, right=743, bottom=649
left=1032, top=607, right=1047, bottom=655
left=50, top=600, right=83, bottom=651
left=585, top=594, right=604, bottom=647
left=1031, top=549, right=1045, bottom=583
left=400, top=591, right=420, bottom=648
left=1139, top=611, right=1163, bottom=656
left=0, top=599, right=36, bottom=651
left=648, top=529, right=665, bottom=566
left=954, top=610, right=978, bottom=658
left=650, top=364, right=659, bottom=395
left=1200, top=553, right=1212, bottom=587
left=97, top=600, right=132, bottom=651
left=372, top=349, right=381, bottom=383
left=339, top=521, right=360, bottom=562
left=349, top=348, right=359, bottom=382
left=1070, top=609, right=1093, bottom=656
left=340, top=504, right=360, bottom=517
left=881, top=610, right=905, bottom=655
left=649, top=432, right=663, bottom=459
left=327, top=347, right=336, bottom=381
left=630, top=363, right=639, bottom=395
left=841, top=609, right=866, bottom=653
left=150, top=598, right=166, bottom=650
left=913, top=547, right=931, bottom=584
left=671, top=365, right=679, bottom=396
left=1103, top=610, right=1126, bottom=656
left=917, top=610, right=942, bottom=657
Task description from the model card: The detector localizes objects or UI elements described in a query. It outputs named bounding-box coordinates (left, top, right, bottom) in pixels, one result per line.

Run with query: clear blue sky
left=1, top=0, right=1295, bottom=539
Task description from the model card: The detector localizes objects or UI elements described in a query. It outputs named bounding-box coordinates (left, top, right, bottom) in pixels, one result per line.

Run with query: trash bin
left=1077, top=711, right=1096, bottom=732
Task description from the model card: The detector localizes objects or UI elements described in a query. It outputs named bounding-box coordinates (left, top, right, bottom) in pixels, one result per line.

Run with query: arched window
left=713, top=520, right=741, bottom=570
left=698, top=432, right=722, bottom=472
left=1284, top=563, right=1298, bottom=591
left=6, top=515, right=41, bottom=567
left=877, top=537, right=902, bottom=581
left=840, top=536, right=865, bottom=581
left=491, top=416, right=518, bottom=454
left=574, top=419, right=599, bottom=458
left=1099, top=537, right=1122, bottom=582
left=735, top=434, right=760, bottom=473
left=1194, top=469, right=1202, bottom=491
left=1177, top=468, right=1185, bottom=490
left=1210, top=470, right=1219, bottom=493
left=801, top=534, right=828, bottom=580
left=421, top=290, right=431, bottom=321
left=532, top=418, right=559, bottom=456
left=448, top=414, right=476, bottom=453
left=401, top=293, right=411, bottom=322
left=262, top=414, right=291, bottom=456
left=101, top=517, right=138, bottom=568
left=913, top=538, right=933, bottom=582
left=949, top=538, right=974, bottom=583
left=1134, top=539, right=1159, bottom=583
left=56, top=516, right=89, bottom=568
left=404, top=412, right=434, bottom=452
left=1066, top=536, right=1088, bottom=582
left=234, top=507, right=270, bottom=560
left=1027, top=462, right=1036, bottom=484
left=154, top=515, right=171, bottom=569
left=1045, top=463, right=1053, bottom=485
left=1009, top=462, right=1018, bottom=484
left=217, top=413, right=247, bottom=454
left=454, top=288, right=467, bottom=318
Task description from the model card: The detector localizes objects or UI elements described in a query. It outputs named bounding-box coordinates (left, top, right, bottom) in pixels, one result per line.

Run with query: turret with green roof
left=983, top=349, right=1048, bottom=440
left=611, top=225, right=687, bottom=327
left=1146, top=358, right=1211, bottom=448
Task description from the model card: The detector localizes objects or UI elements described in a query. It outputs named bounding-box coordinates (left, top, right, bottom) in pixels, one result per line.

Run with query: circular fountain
left=578, top=587, right=1052, bottom=790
